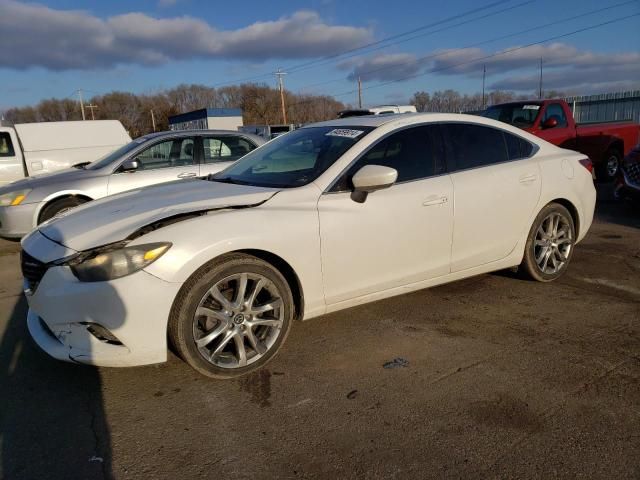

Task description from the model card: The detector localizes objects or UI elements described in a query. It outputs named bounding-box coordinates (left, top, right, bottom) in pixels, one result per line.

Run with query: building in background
left=168, top=108, right=243, bottom=131
left=565, top=90, right=640, bottom=124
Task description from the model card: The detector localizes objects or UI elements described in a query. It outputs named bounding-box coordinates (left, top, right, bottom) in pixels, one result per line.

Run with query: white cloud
left=340, top=43, right=640, bottom=94
left=338, top=53, right=420, bottom=82
left=0, top=0, right=372, bottom=70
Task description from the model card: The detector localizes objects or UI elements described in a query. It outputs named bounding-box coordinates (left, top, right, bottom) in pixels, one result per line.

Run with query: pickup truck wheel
left=520, top=203, right=575, bottom=282
left=168, top=253, right=294, bottom=379
left=597, top=149, right=621, bottom=182
left=38, top=196, right=88, bottom=224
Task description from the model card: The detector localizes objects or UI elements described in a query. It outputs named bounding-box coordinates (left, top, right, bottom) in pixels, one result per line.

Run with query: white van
left=337, top=105, right=417, bottom=118
left=0, top=120, right=131, bottom=186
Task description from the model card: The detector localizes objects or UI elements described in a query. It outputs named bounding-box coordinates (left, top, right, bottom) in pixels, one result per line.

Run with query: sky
left=1, top=0, right=639, bottom=110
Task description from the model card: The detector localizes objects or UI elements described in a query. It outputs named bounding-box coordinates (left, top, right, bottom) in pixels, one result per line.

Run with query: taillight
left=578, top=158, right=593, bottom=173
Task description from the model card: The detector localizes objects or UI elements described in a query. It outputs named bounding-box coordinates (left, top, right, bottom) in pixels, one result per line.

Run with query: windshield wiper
left=72, top=162, right=91, bottom=169
left=208, top=175, right=253, bottom=186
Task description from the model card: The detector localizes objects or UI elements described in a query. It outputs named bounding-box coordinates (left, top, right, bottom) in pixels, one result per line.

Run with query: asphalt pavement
left=1, top=186, right=638, bottom=479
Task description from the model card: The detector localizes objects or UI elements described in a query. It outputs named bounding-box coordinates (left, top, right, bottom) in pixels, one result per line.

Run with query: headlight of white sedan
left=0, top=189, right=32, bottom=206
left=68, top=242, right=171, bottom=282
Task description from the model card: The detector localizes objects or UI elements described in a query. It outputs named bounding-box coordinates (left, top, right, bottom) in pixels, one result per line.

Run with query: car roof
left=305, top=112, right=505, bottom=129
left=301, top=112, right=550, bottom=149
left=136, top=129, right=264, bottom=142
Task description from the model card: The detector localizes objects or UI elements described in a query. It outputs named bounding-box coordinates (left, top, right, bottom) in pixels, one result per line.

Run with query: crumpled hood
left=39, top=179, right=278, bottom=251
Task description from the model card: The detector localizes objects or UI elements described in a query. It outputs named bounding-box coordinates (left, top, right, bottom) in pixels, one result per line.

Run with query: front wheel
left=168, top=253, right=294, bottom=379
left=520, top=203, right=575, bottom=282
left=38, top=196, right=88, bottom=224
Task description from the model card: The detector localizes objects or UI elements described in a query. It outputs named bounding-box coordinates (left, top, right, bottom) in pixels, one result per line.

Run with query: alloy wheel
left=534, top=212, right=573, bottom=275
left=607, top=155, right=619, bottom=178
left=192, top=273, right=284, bottom=369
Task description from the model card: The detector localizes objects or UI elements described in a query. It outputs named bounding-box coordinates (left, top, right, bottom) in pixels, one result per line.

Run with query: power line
left=207, top=0, right=528, bottom=88
left=333, top=12, right=640, bottom=99
left=287, top=0, right=519, bottom=74
left=287, top=0, right=536, bottom=76
left=299, top=0, right=637, bottom=91
left=286, top=11, right=639, bottom=108
left=86, top=103, right=98, bottom=120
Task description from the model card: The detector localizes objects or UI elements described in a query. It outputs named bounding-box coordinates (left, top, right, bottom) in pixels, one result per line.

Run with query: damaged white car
left=21, top=114, right=596, bottom=378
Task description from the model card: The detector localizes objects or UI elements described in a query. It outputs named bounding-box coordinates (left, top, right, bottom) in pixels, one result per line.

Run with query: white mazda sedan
left=21, top=113, right=596, bottom=378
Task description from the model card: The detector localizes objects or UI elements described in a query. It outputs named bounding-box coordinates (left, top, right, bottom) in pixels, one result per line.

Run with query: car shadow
left=0, top=295, right=114, bottom=479
left=594, top=183, right=640, bottom=229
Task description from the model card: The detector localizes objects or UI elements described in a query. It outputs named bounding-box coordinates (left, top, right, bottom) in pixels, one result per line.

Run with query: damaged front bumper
left=23, top=232, right=182, bottom=367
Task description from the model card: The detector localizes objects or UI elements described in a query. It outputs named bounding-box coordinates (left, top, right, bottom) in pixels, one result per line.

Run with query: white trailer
left=0, top=120, right=131, bottom=185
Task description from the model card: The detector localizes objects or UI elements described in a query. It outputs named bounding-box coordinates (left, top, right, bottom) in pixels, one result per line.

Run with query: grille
left=21, top=250, right=48, bottom=291
left=623, top=161, right=640, bottom=186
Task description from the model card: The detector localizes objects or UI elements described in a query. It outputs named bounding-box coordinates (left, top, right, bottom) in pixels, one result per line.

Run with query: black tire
left=520, top=203, right=575, bottom=282
left=168, top=253, right=294, bottom=379
left=38, top=196, right=88, bottom=224
left=596, top=148, right=621, bottom=183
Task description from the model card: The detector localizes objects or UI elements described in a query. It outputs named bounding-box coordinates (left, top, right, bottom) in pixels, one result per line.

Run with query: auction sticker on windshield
left=325, top=129, right=365, bottom=139
left=522, top=105, right=540, bottom=110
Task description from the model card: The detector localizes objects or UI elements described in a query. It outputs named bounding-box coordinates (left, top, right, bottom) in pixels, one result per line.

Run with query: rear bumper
left=615, top=180, right=640, bottom=200
left=0, top=203, right=37, bottom=239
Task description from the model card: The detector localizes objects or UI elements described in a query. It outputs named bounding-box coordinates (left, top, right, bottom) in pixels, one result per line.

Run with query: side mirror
left=120, top=159, right=140, bottom=172
left=351, top=164, right=398, bottom=203
left=542, top=117, right=559, bottom=129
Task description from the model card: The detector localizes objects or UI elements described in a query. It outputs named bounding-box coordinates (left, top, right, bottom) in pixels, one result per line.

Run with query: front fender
left=138, top=193, right=326, bottom=320
left=32, top=189, right=98, bottom=227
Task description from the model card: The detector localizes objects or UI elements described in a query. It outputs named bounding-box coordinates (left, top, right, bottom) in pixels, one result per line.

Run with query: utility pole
left=77, top=89, right=86, bottom=121
left=86, top=104, right=98, bottom=120
left=150, top=109, right=157, bottom=132
left=275, top=68, right=288, bottom=124
left=358, top=77, right=363, bottom=109
left=481, top=65, right=486, bottom=109
left=538, top=57, right=543, bottom=99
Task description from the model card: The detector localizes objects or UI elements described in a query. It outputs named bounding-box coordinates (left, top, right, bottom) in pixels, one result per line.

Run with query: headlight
left=69, top=242, right=171, bottom=282
left=0, top=189, right=31, bottom=206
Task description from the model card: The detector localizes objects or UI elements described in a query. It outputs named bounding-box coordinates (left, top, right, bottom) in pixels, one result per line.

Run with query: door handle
left=422, top=195, right=448, bottom=206
left=177, top=172, right=197, bottom=178
left=519, top=174, right=537, bottom=184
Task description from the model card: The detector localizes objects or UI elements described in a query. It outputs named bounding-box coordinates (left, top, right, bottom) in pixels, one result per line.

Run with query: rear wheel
left=38, top=196, right=88, bottom=224
left=168, top=253, right=294, bottom=379
left=520, top=203, right=575, bottom=282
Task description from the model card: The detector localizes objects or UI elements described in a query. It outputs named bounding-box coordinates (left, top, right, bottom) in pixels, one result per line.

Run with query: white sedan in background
left=21, top=113, right=596, bottom=378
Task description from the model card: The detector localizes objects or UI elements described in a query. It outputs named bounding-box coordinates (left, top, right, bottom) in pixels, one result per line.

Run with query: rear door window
left=0, top=132, right=15, bottom=157
left=441, top=123, right=508, bottom=171
left=203, top=136, right=256, bottom=163
left=504, top=132, right=535, bottom=160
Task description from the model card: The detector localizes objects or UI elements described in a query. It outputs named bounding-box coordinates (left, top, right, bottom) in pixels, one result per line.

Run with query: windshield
left=211, top=126, right=373, bottom=188
left=483, top=103, right=541, bottom=128
left=86, top=138, right=148, bottom=170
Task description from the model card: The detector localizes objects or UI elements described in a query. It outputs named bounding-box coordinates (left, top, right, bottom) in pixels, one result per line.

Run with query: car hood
left=38, top=179, right=279, bottom=252
left=0, top=167, right=97, bottom=195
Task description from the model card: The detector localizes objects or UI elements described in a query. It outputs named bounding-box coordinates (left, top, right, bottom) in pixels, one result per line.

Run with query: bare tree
left=3, top=83, right=347, bottom=136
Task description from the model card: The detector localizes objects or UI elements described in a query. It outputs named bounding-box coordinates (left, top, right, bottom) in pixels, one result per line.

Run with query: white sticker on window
left=325, top=129, right=365, bottom=139
left=522, top=105, right=540, bottom=110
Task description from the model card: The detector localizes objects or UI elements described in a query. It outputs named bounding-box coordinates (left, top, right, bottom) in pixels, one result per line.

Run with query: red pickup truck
left=484, top=99, right=640, bottom=181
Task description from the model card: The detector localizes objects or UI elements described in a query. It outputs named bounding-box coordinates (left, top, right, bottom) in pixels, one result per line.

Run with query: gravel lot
left=1, top=186, right=638, bottom=480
